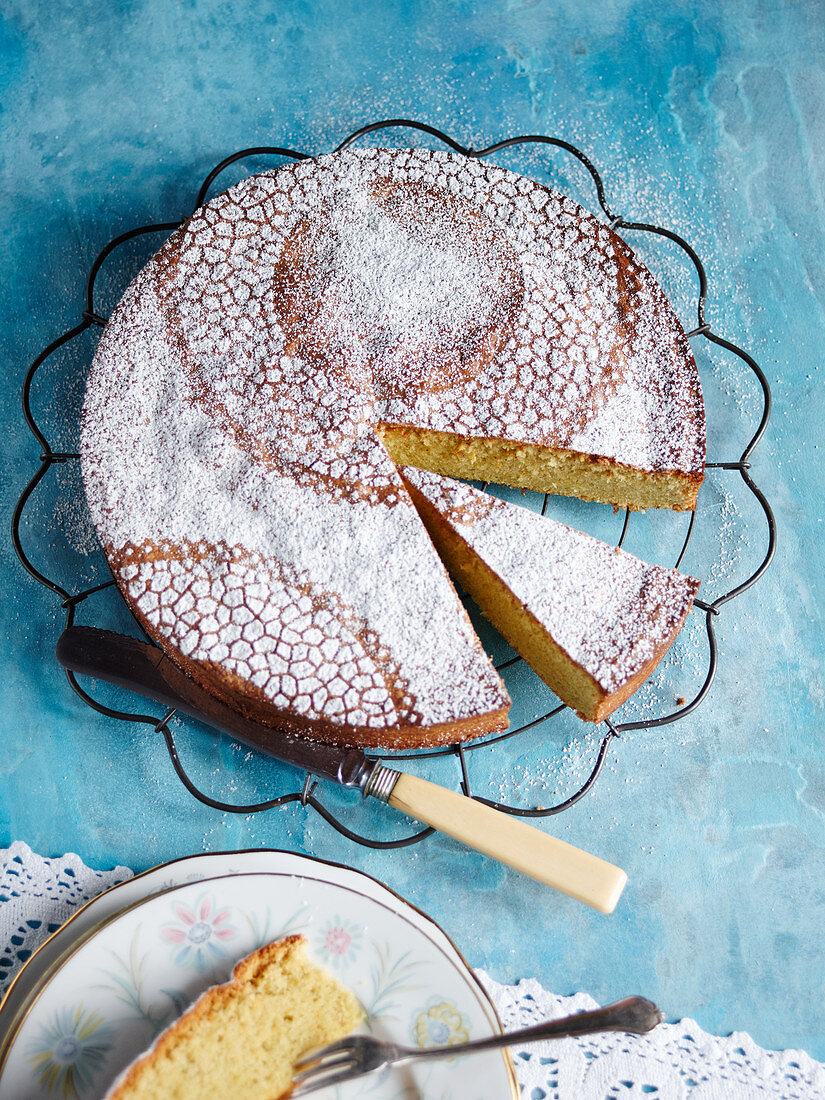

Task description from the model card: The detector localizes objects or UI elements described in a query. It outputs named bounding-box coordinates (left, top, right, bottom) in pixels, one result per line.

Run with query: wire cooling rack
left=12, top=119, right=776, bottom=849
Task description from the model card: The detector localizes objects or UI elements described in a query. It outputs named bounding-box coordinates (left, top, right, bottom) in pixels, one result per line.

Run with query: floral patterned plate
left=0, top=868, right=517, bottom=1099
left=0, top=849, right=507, bottom=1052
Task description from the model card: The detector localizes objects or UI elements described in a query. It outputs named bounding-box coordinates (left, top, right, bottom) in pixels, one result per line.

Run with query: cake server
left=56, top=625, right=627, bottom=913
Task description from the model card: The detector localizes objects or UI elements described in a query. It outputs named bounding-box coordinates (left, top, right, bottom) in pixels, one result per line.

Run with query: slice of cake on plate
left=105, top=935, right=362, bottom=1100
left=401, top=467, right=700, bottom=722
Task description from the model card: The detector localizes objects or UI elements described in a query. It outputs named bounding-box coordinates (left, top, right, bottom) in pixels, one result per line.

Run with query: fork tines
left=291, top=1044, right=363, bottom=1096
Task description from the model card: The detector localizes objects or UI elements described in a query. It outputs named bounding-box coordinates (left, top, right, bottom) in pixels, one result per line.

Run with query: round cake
left=81, top=147, right=705, bottom=749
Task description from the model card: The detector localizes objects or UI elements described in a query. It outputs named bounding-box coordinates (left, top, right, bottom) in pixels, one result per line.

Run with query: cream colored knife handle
left=378, top=770, right=626, bottom=913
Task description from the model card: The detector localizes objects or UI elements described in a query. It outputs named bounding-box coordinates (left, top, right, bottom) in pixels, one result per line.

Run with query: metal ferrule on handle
left=362, top=763, right=401, bottom=802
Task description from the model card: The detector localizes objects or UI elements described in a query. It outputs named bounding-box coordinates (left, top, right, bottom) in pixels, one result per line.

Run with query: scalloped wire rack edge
left=11, top=119, right=776, bottom=850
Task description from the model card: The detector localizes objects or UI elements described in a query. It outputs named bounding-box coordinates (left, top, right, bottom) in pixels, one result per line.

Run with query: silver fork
left=291, top=995, right=662, bottom=1095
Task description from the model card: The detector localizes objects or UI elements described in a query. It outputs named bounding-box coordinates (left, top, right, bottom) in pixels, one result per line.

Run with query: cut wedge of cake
left=104, top=935, right=363, bottom=1100
left=401, top=467, right=700, bottom=722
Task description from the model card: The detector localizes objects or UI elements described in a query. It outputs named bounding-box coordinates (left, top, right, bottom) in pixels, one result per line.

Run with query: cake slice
left=401, top=468, right=700, bottom=722
left=104, top=935, right=363, bottom=1100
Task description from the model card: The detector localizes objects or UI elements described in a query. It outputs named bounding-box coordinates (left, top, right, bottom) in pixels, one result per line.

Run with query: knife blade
left=56, top=626, right=372, bottom=788
left=56, top=626, right=627, bottom=912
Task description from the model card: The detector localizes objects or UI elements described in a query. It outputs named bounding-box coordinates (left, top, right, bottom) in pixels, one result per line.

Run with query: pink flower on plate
left=161, top=895, right=236, bottom=971
left=315, top=916, right=362, bottom=968
left=326, top=927, right=352, bottom=955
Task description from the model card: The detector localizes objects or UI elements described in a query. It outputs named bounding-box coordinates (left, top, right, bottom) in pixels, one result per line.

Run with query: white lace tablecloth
left=2, top=842, right=823, bottom=1098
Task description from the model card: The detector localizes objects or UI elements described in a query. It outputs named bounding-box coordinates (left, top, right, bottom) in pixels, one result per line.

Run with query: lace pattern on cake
left=81, top=266, right=509, bottom=738
left=116, top=540, right=422, bottom=728
left=163, top=147, right=703, bottom=477
left=81, top=146, right=704, bottom=741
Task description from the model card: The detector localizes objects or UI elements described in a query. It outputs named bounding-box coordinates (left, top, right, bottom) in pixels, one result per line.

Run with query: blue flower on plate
left=412, top=1001, right=470, bottom=1048
left=160, top=893, right=237, bottom=971
left=28, top=1005, right=114, bottom=1097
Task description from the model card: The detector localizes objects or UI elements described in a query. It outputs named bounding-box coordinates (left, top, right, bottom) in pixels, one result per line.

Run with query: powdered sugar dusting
left=120, top=541, right=422, bottom=728
left=81, top=147, right=705, bottom=741
left=164, top=148, right=704, bottom=490
left=299, top=166, right=516, bottom=381
left=81, top=270, right=508, bottom=740
left=404, top=467, right=701, bottom=694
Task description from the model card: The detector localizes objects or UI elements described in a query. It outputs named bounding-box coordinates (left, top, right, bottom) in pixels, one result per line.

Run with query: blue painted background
left=2, top=0, right=824, bottom=1064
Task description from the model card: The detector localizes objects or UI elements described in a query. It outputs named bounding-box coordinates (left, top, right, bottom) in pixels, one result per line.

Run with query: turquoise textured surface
left=2, top=0, right=822, bottom=1064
